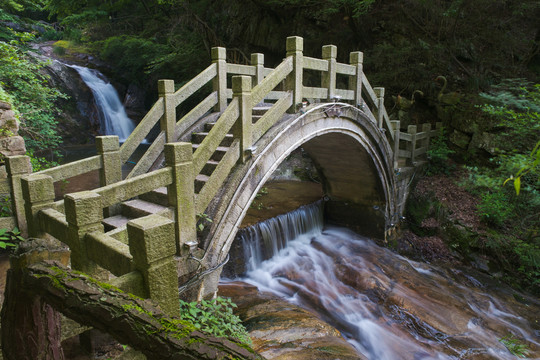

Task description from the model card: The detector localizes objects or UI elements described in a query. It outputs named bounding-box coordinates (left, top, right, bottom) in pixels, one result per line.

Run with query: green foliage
left=196, top=213, right=212, bottom=232
left=178, top=297, right=252, bottom=346
left=0, top=195, right=12, bottom=217
left=426, top=127, right=455, bottom=175
left=476, top=192, right=514, bottom=227
left=0, top=32, right=66, bottom=153
left=27, top=149, right=59, bottom=172
left=0, top=227, right=25, bottom=250
left=499, top=335, right=530, bottom=358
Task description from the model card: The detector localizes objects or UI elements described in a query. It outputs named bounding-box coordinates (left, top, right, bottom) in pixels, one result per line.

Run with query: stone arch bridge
left=2, top=36, right=440, bottom=313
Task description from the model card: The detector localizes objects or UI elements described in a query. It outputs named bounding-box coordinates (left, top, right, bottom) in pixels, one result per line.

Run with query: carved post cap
left=96, top=136, right=119, bottom=153
left=350, top=51, right=363, bottom=64
left=322, top=44, right=337, bottom=59
left=6, top=155, right=31, bottom=175
left=407, top=125, right=418, bottom=134
left=251, top=53, right=264, bottom=64
left=64, top=191, right=102, bottom=226
left=164, top=142, right=193, bottom=166
left=157, top=79, right=175, bottom=96
left=128, top=214, right=176, bottom=266
left=232, top=75, right=252, bottom=95
left=211, top=47, right=226, bottom=61
left=286, top=36, right=303, bottom=53
left=22, top=174, right=54, bottom=203
left=374, top=87, right=385, bottom=98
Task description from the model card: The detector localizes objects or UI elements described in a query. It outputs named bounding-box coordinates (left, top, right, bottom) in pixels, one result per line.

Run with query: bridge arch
left=197, top=103, right=398, bottom=297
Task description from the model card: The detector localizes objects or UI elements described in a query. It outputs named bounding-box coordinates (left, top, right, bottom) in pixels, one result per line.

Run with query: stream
left=227, top=201, right=540, bottom=359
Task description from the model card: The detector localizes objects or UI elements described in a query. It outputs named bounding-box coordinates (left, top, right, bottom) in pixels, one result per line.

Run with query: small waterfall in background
left=70, top=65, right=135, bottom=141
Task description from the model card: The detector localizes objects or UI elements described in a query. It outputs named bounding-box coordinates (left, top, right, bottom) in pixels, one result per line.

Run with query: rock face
left=219, top=282, right=365, bottom=360
left=0, top=101, right=26, bottom=161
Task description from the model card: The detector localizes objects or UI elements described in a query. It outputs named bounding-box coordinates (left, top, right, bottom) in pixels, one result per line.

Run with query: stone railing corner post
left=21, top=174, right=55, bottom=238
left=164, top=142, right=196, bottom=255
left=407, top=125, right=418, bottom=165
left=158, top=79, right=176, bottom=143
left=322, top=44, right=337, bottom=100
left=5, top=155, right=32, bottom=236
left=212, top=47, right=227, bottom=112
left=285, top=36, right=303, bottom=113
left=374, top=87, right=385, bottom=129
left=349, top=51, right=364, bottom=107
left=64, top=191, right=103, bottom=276
left=128, top=214, right=179, bottom=316
left=251, top=53, right=264, bottom=85
left=232, top=75, right=253, bottom=163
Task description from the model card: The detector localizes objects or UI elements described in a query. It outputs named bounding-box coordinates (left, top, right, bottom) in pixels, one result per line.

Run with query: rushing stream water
left=69, top=65, right=135, bottom=140
left=232, top=202, right=540, bottom=359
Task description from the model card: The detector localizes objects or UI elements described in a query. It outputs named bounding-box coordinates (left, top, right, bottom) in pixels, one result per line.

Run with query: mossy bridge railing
left=1, top=36, right=441, bottom=324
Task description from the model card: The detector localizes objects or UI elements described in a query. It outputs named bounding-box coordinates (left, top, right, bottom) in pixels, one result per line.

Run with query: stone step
left=201, top=159, right=219, bottom=176
left=195, top=174, right=209, bottom=193
left=191, top=132, right=234, bottom=147
left=253, top=106, right=272, bottom=116
left=204, top=122, right=217, bottom=132
left=102, top=214, right=131, bottom=232
left=191, top=144, right=229, bottom=161
left=139, top=186, right=168, bottom=207
left=121, top=199, right=169, bottom=218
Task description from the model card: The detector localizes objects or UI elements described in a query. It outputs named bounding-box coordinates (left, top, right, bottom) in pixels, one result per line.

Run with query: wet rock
left=468, top=131, right=498, bottom=155
left=449, top=129, right=471, bottom=149
left=219, top=282, right=364, bottom=360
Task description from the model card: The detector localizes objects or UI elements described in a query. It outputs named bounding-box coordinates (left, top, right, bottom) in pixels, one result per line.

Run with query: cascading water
left=70, top=65, right=135, bottom=141
left=234, top=202, right=540, bottom=359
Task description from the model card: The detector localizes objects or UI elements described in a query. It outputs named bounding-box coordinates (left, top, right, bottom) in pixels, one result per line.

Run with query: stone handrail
left=398, top=123, right=442, bottom=166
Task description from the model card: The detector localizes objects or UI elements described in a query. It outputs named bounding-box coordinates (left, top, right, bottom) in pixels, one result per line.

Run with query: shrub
left=426, top=127, right=455, bottom=175
left=178, top=297, right=251, bottom=346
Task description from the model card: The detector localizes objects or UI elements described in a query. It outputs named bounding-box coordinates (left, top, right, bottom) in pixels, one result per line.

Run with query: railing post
left=158, top=79, right=176, bottom=143
left=422, top=123, right=432, bottom=153
left=164, top=142, right=196, bottom=255
left=322, top=45, right=337, bottom=101
left=232, top=76, right=253, bottom=163
left=97, top=136, right=121, bottom=217
left=212, top=47, right=227, bottom=112
left=349, top=51, right=364, bottom=107
left=64, top=191, right=103, bottom=276
left=5, top=155, right=31, bottom=236
left=407, top=125, right=417, bottom=166
left=21, top=174, right=55, bottom=238
left=128, top=214, right=179, bottom=316
left=374, top=87, right=385, bottom=128
left=286, top=36, right=303, bottom=113
left=391, top=120, right=401, bottom=169
left=251, top=53, right=264, bottom=85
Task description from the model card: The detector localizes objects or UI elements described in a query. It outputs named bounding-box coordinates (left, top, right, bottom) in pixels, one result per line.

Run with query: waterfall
left=70, top=65, right=135, bottom=141
left=239, top=200, right=324, bottom=271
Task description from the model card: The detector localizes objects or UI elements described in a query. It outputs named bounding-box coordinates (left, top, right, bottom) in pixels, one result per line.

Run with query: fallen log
left=1, top=260, right=264, bottom=360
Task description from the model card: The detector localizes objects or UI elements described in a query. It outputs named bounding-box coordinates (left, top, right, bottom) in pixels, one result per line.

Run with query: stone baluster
left=21, top=174, right=55, bottom=238
left=96, top=136, right=121, bottom=217
left=391, top=120, right=401, bottom=169
left=5, top=155, right=32, bottom=236
left=158, top=79, right=177, bottom=143
left=374, top=87, right=385, bottom=129
left=422, top=123, right=432, bottom=153
left=233, top=75, right=253, bottom=163
left=64, top=191, right=103, bottom=276
left=286, top=36, right=303, bottom=113
left=251, top=53, right=265, bottom=85
left=212, top=47, right=228, bottom=112
left=349, top=51, right=364, bottom=107
left=165, top=142, right=196, bottom=255
left=128, top=214, right=179, bottom=316
left=322, top=45, right=337, bottom=101
left=407, top=125, right=417, bottom=165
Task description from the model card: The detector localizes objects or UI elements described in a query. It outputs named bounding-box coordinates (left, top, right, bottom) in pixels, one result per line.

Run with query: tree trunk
left=2, top=261, right=264, bottom=360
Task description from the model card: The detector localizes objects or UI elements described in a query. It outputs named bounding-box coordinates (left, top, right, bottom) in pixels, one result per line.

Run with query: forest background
left=0, top=0, right=539, bottom=293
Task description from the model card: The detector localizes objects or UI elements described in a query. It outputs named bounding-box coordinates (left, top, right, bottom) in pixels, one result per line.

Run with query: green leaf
left=514, top=176, right=521, bottom=195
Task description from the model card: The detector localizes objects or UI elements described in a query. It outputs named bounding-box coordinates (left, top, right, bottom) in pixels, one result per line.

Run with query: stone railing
left=397, top=123, right=442, bottom=166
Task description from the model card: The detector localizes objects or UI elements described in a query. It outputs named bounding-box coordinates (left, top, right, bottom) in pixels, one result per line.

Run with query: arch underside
left=197, top=104, right=397, bottom=298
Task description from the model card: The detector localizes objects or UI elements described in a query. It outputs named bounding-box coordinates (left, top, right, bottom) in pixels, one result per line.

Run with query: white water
left=70, top=65, right=135, bottom=141
left=236, top=202, right=540, bottom=359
